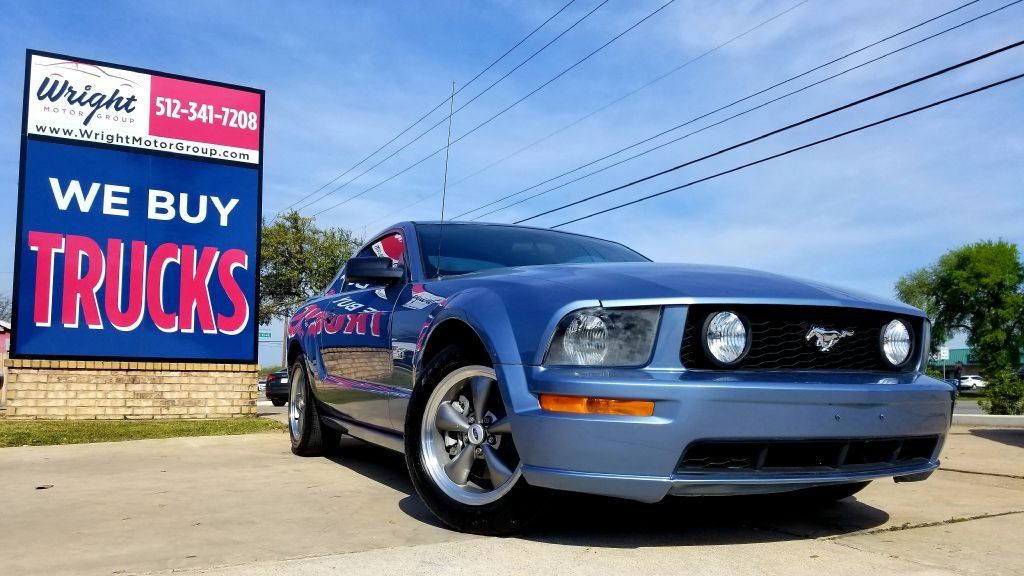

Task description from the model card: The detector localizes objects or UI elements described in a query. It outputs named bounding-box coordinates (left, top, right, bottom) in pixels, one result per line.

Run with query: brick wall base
left=322, top=347, right=392, bottom=382
left=3, top=359, right=259, bottom=420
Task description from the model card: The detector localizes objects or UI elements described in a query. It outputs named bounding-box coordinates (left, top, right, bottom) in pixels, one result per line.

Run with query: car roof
left=408, top=220, right=613, bottom=241
left=398, top=221, right=646, bottom=255
left=379, top=220, right=623, bottom=242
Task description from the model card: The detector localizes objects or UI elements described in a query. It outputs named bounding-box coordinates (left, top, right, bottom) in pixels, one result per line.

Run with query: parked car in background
left=265, top=370, right=289, bottom=406
left=258, top=377, right=267, bottom=392
left=959, top=375, right=987, bottom=390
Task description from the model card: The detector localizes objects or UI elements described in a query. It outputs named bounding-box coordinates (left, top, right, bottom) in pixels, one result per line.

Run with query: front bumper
left=497, top=364, right=953, bottom=503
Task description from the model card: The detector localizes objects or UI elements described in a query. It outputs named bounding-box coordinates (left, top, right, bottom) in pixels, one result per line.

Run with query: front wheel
left=405, top=345, right=546, bottom=535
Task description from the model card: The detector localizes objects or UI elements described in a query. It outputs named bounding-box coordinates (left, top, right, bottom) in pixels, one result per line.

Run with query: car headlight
left=702, top=311, right=749, bottom=366
left=545, top=307, right=661, bottom=367
left=881, top=319, right=912, bottom=367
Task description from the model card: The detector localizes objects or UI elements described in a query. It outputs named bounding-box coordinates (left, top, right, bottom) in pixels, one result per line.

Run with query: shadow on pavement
left=324, top=438, right=449, bottom=527
left=970, top=427, right=1024, bottom=449
left=327, top=438, right=412, bottom=494
left=519, top=491, right=888, bottom=547
left=323, top=437, right=890, bottom=543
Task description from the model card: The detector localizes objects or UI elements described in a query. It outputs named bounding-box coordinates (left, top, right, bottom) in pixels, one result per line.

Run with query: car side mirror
left=344, top=256, right=405, bottom=285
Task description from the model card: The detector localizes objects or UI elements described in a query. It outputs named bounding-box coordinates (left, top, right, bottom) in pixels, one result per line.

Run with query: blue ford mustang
left=284, top=222, right=953, bottom=534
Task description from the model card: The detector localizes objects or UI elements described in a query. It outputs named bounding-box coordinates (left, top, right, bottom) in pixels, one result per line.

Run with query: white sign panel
left=26, top=55, right=261, bottom=164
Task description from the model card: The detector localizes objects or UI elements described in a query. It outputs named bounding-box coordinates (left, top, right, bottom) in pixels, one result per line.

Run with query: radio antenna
left=436, top=81, right=455, bottom=279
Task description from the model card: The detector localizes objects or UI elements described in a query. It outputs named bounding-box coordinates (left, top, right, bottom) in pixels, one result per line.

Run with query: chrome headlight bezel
left=880, top=318, right=914, bottom=368
left=701, top=311, right=751, bottom=367
left=918, top=319, right=931, bottom=372
left=544, top=306, right=662, bottom=367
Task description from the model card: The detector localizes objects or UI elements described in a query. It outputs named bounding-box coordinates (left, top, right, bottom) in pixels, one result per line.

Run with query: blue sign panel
left=13, top=51, right=263, bottom=362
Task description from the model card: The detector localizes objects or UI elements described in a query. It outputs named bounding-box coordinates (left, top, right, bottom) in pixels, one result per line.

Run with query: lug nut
left=475, top=447, right=483, bottom=456
left=487, top=435, right=496, bottom=445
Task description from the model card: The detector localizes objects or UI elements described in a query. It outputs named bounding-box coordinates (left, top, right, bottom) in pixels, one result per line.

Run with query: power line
left=432, top=0, right=613, bottom=140
left=469, top=0, right=1018, bottom=221
left=513, top=38, right=1024, bottom=224
left=310, top=0, right=679, bottom=219
left=271, top=0, right=579, bottom=218
left=292, top=0, right=608, bottom=215
left=551, top=70, right=1023, bottom=228
left=363, top=0, right=814, bottom=228
left=457, top=0, right=989, bottom=221
left=448, top=0, right=814, bottom=199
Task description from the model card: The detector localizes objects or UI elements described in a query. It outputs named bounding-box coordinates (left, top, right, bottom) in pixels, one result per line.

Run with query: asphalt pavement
left=2, top=420, right=1024, bottom=569
left=256, top=399, right=288, bottom=424
left=1, top=423, right=1021, bottom=575
left=954, top=397, right=985, bottom=415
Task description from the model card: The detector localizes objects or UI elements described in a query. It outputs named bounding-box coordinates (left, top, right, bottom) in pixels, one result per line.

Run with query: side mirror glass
left=344, top=256, right=404, bottom=285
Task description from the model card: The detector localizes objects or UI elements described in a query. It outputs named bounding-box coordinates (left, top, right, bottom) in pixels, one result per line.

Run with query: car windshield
left=416, top=224, right=648, bottom=277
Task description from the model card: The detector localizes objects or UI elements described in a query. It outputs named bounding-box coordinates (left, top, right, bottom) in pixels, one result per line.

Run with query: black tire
left=404, top=344, right=546, bottom=535
left=787, top=481, right=870, bottom=503
left=271, top=398, right=286, bottom=407
left=289, top=355, right=341, bottom=456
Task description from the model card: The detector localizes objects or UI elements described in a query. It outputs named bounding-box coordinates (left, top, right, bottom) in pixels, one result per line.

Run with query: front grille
left=680, top=305, right=922, bottom=371
left=676, top=436, right=939, bottom=475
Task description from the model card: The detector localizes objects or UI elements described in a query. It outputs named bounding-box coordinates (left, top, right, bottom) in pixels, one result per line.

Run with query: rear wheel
left=405, top=345, right=545, bottom=535
left=289, top=355, right=340, bottom=456
left=271, top=398, right=286, bottom=407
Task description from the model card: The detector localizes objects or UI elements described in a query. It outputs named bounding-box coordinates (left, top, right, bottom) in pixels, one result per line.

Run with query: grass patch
left=0, top=417, right=284, bottom=447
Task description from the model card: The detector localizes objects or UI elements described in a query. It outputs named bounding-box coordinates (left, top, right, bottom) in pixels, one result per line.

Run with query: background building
left=929, top=347, right=1024, bottom=378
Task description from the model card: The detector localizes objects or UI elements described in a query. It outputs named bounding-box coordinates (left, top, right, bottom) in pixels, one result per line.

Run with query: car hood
left=458, top=262, right=921, bottom=315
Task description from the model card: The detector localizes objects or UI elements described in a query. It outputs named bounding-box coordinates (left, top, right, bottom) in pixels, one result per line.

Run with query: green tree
left=895, top=239, right=1024, bottom=376
left=259, top=210, right=361, bottom=325
left=0, top=294, right=11, bottom=323
left=259, top=364, right=283, bottom=376
left=979, top=372, right=1024, bottom=415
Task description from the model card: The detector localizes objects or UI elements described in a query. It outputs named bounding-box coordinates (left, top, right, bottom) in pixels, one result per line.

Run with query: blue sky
left=2, top=0, right=1022, bottom=366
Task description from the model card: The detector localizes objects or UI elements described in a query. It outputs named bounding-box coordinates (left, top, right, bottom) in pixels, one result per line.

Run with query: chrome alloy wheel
left=289, top=366, right=306, bottom=440
left=420, top=365, right=522, bottom=506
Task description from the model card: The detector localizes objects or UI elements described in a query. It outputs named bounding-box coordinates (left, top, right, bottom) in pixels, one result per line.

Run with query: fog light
left=704, top=311, right=749, bottom=365
left=539, top=394, right=654, bottom=416
left=882, top=319, right=912, bottom=366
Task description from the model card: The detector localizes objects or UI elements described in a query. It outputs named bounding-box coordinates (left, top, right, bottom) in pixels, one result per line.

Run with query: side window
left=324, top=265, right=346, bottom=295
left=343, top=231, right=406, bottom=292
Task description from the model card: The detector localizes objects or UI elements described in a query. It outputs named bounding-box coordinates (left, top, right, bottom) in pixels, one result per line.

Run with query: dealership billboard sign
left=12, top=50, right=264, bottom=362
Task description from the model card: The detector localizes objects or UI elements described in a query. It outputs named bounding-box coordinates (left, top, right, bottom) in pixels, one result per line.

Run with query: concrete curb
left=953, top=414, right=1024, bottom=427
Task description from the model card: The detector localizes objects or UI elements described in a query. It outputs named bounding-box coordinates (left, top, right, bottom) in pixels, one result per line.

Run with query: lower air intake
left=676, top=436, right=939, bottom=475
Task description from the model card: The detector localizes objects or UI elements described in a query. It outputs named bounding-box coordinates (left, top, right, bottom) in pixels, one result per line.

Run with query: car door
left=315, top=230, right=407, bottom=430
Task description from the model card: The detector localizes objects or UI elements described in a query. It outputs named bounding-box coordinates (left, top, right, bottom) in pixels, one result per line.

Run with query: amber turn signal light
left=539, top=394, right=655, bottom=416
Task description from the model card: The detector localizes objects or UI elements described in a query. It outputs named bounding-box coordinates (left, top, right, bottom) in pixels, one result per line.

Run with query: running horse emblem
left=805, top=326, right=855, bottom=352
